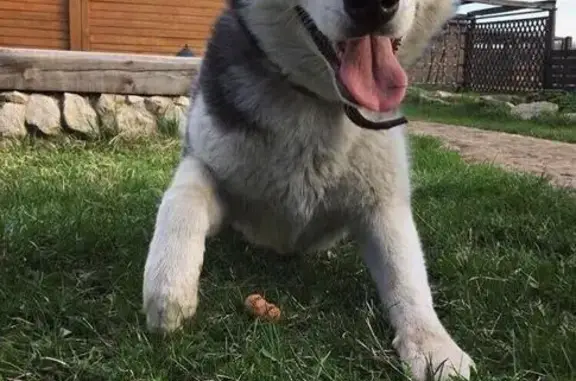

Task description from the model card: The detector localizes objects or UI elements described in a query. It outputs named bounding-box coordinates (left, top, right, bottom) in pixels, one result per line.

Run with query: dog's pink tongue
left=338, top=36, right=407, bottom=112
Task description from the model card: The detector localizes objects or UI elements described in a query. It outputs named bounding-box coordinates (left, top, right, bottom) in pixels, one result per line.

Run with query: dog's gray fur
left=143, top=0, right=475, bottom=379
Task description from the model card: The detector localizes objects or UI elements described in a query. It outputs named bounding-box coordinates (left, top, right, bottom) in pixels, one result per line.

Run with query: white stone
left=96, top=93, right=157, bottom=138
left=95, top=94, right=126, bottom=134
left=146, top=96, right=186, bottom=137
left=510, top=101, right=559, bottom=120
left=126, top=95, right=145, bottom=106
left=477, top=95, right=515, bottom=109
left=115, top=104, right=157, bottom=138
left=63, top=93, right=99, bottom=136
left=174, top=96, right=190, bottom=108
left=178, top=110, right=188, bottom=138
left=0, top=102, right=27, bottom=138
left=165, top=107, right=185, bottom=125
left=145, top=96, right=173, bottom=116
left=434, top=90, right=455, bottom=99
left=96, top=94, right=158, bottom=138
left=173, top=98, right=189, bottom=137
left=420, top=93, right=450, bottom=105
left=0, top=91, right=29, bottom=104
left=25, top=94, right=61, bottom=135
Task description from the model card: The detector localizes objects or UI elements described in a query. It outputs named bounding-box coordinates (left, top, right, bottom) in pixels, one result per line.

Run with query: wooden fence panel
left=408, top=19, right=468, bottom=88
left=0, top=0, right=225, bottom=55
left=86, top=0, right=226, bottom=56
left=0, top=0, right=70, bottom=50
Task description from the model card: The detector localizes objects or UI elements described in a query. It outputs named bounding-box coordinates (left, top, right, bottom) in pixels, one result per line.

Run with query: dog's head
left=233, top=0, right=456, bottom=115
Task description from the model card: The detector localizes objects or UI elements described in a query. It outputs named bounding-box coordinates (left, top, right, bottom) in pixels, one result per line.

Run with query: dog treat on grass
left=244, top=293, right=281, bottom=322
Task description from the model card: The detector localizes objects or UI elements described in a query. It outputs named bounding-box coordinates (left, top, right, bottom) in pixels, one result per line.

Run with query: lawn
left=403, top=91, right=576, bottom=143
left=0, top=136, right=575, bottom=381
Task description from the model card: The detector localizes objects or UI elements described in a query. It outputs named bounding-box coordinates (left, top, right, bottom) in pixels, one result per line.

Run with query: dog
left=142, top=0, right=475, bottom=379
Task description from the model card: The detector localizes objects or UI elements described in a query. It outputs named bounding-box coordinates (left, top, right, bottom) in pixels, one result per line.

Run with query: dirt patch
left=409, top=121, right=576, bottom=189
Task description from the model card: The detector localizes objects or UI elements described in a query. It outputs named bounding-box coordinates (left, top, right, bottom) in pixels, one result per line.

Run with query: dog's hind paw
left=393, top=329, right=475, bottom=381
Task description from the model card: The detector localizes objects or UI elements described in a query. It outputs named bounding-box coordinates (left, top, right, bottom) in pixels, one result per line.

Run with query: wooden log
left=0, top=47, right=201, bottom=96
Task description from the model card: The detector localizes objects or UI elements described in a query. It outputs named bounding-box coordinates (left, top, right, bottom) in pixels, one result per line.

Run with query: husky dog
left=142, top=0, right=475, bottom=379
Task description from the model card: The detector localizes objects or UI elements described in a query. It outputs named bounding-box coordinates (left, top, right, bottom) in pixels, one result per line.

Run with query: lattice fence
left=409, top=12, right=557, bottom=93
left=464, top=17, right=551, bottom=92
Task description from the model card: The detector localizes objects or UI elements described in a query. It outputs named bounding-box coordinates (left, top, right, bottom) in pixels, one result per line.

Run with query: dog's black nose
left=344, top=0, right=399, bottom=37
left=381, top=0, right=400, bottom=9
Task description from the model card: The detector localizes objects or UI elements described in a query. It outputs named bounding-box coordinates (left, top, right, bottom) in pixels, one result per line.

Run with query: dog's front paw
left=142, top=275, right=199, bottom=333
left=393, top=328, right=474, bottom=381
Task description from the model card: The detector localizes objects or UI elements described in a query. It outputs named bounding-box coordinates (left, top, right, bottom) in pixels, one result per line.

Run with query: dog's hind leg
left=143, top=156, right=225, bottom=333
left=359, top=202, right=474, bottom=381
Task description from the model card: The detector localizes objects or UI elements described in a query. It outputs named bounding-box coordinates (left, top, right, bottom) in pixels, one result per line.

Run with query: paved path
left=409, top=121, right=576, bottom=189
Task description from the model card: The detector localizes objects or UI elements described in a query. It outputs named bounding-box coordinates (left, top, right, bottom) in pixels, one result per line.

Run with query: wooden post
left=563, top=37, right=573, bottom=51
left=559, top=37, right=572, bottom=90
left=462, top=17, right=476, bottom=90
left=454, top=20, right=465, bottom=91
left=68, top=0, right=90, bottom=51
left=543, top=4, right=557, bottom=89
left=81, top=0, right=91, bottom=51
left=69, top=0, right=82, bottom=50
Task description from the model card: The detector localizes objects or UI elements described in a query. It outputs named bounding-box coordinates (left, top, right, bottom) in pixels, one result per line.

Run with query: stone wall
left=0, top=91, right=190, bottom=140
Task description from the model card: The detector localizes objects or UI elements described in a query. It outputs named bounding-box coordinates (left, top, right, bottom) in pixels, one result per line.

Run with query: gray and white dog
left=143, top=0, right=475, bottom=379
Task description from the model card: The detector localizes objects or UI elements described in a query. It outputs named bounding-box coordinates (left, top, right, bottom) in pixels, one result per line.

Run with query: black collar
left=232, top=5, right=408, bottom=131
left=344, top=105, right=408, bottom=130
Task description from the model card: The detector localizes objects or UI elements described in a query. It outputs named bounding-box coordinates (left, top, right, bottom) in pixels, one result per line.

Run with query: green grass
left=0, top=136, right=575, bottom=381
left=403, top=91, right=576, bottom=143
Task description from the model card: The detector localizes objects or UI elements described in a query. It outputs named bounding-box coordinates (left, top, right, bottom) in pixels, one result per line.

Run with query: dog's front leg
left=143, top=156, right=224, bottom=333
left=359, top=202, right=474, bottom=381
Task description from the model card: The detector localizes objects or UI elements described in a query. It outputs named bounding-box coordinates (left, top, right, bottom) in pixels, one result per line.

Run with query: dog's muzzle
left=294, top=5, right=407, bottom=131
left=344, top=0, right=400, bottom=37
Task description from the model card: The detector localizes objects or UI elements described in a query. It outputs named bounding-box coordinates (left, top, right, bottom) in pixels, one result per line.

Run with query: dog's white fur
left=142, top=0, right=475, bottom=379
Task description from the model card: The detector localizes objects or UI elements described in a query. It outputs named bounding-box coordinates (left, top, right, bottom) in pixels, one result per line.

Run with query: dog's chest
left=218, top=135, right=378, bottom=254
left=228, top=193, right=349, bottom=254
left=191, top=98, right=409, bottom=254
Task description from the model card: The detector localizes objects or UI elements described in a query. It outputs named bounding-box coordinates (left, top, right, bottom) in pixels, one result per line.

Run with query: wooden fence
left=408, top=18, right=468, bottom=88
left=0, top=0, right=225, bottom=56
left=0, top=0, right=70, bottom=50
